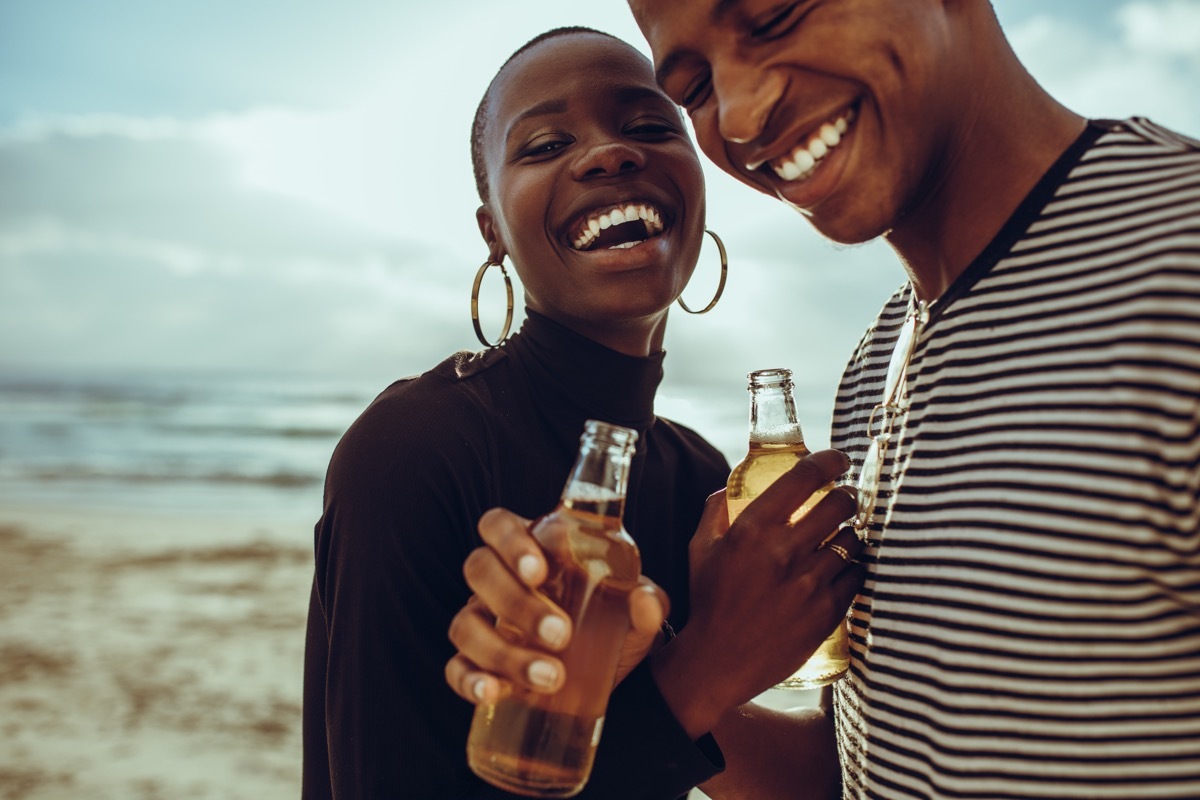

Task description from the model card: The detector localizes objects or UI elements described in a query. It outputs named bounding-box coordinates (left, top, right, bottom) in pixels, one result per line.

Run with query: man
left=449, top=1, right=1200, bottom=797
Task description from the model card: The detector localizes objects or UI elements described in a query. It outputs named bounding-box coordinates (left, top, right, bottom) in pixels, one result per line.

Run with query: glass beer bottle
left=726, top=368, right=849, bottom=690
left=467, top=419, right=642, bottom=798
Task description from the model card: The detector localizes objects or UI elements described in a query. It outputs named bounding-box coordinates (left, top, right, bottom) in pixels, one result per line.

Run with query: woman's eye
left=521, top=138, right=569, bottom=158
left=750, top=2, right=803, bottom=39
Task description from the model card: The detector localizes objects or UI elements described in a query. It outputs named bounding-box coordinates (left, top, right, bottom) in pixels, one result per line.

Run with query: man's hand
left=651, top=449, right=865, bottom=739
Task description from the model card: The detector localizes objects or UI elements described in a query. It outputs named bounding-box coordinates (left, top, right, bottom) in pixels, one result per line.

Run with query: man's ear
left=476, top=206, right=507, bottom=264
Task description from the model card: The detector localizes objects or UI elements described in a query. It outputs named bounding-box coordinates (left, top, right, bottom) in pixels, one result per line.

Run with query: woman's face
left=477, top=33, right=707, bottom=337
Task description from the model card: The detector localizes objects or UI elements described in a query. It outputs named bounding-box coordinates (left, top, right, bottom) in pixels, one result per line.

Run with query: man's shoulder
left=1114, top=117, right=1200, bottom=154
left=1084, top=117, right=1200, bottom=172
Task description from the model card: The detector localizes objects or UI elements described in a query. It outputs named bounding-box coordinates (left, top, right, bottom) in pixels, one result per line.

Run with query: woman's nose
left=573, top=141, right=646, bottom=180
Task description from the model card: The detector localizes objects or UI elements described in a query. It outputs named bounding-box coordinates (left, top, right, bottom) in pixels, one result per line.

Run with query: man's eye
left=681, top=73, right=712, bottom=111
left=750, top=2, right=803, bottom=39
left=628, top=120, right=678, bottom=137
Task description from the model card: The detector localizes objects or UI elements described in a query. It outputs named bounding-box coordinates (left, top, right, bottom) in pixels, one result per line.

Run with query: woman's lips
left=569, top=202, right=665, bottom=251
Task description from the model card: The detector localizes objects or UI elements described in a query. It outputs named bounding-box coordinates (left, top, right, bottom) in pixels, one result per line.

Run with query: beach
left=0, top=502, right=821, bottom=800
left=0, top=505, right=314, bottom=800
left=0, top=371, right=811, bottom=799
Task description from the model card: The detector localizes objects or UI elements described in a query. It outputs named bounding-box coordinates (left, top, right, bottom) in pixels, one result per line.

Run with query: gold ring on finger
left=824, top=542, right=851, bottom=562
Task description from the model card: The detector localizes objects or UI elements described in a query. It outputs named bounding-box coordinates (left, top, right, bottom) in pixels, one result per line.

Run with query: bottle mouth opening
left=582, top=419, right=639, bottom=450
left=747, top=367, right=794, bottom=390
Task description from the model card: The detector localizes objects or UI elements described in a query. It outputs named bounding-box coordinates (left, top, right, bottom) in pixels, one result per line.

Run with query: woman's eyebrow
left=504, top=99, right=567, bottom=143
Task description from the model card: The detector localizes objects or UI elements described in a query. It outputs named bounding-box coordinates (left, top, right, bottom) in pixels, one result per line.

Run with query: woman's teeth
left=572, top=203, right=664, bottom=251
left=769, top=108, right=856, bottom=183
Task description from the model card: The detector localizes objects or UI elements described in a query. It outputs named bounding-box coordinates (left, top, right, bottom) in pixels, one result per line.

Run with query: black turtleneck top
left=302, top=310, right=730, bottom=799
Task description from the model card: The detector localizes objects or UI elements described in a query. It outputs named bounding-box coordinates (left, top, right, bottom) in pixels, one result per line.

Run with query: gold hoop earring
left=471, top=259, right=514, bottom=348
left=677, top=229, right=728, bottom=315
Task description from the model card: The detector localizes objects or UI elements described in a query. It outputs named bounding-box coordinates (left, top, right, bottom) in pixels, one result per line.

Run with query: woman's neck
left=530, top=308, right=669, bottom=358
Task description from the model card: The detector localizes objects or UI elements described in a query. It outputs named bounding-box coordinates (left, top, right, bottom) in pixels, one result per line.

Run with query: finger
left=463, top=547, right=572, bottom=651
left=692, top=489, right=730, bottom=550
left=447, top=599, right=566, bottom=694
left=629, top=579, right=669, bottom=637
left=816, top=526, right=867, bottom=574
left=740, top=449, right=851, bottom=526
left=477, top=506, right=544, bottom=587
left=829, top=549, right=868, bottom=609
left=790, top=485, right=860, bottom=549
left=444, top=654, right=506, bottom=705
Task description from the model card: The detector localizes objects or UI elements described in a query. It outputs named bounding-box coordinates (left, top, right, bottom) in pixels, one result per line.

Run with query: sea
left=0, top=369, right=383, bottom=526
left=0, top=369, right=784, bottom=529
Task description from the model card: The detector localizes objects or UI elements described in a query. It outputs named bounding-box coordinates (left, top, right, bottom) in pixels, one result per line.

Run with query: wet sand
left=0, top=506, right=816, bottom=800
left=0, top=507, right=314, bottom=800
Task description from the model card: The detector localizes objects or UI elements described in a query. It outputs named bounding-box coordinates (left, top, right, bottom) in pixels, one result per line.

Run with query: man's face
left=628, top=0, right=959, bottom=246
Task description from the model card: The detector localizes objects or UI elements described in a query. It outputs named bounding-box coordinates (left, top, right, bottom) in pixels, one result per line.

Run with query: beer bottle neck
left=747, top=370, right=804, bottom=447
left=561, top=420, right=637, bottom=519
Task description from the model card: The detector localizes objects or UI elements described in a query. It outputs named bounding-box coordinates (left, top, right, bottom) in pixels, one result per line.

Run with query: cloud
left=1119, top=0, right=1200, bottom=56
left=1007, top=1, right=1200, bottom=134
left=0, top=117, right=479, bottom=377
left=2, top=0, right=1196, bottom=424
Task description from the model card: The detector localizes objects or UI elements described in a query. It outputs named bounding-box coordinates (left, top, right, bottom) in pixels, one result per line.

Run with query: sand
left=0, top=506, right=315, bottom=800
left=0, top=505, right=816, bottom=800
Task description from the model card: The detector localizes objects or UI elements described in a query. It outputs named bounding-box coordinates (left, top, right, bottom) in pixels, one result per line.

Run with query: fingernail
left=517, top=554, right=540, bottom=583
left=538, top=615, right=568, bottom=649
left=471, top=677, right=489, bottom=702
left=528, top=660, right=559, bottom=689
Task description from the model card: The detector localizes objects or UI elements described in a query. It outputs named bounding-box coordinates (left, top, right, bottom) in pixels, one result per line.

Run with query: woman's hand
left=444, top=507, right=669, bottom=705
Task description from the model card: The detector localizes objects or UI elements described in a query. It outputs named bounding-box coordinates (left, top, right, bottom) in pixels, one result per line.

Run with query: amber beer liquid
left=726, top=368, right=848, bottom=690
left=467, top=420, right=641, bottom=798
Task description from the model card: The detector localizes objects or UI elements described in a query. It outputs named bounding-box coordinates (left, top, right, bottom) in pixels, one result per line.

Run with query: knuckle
left=444, top=657, right=463, bottom=688
left=461, top=547, right=491, bottom=585
left=825, top=486, right=859, bottom=516
left=446, top=610, right=471, bottom=647
left=787, top=457, right=826, bottom=484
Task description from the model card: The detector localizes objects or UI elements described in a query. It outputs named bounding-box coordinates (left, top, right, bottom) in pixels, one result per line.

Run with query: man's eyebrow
left=614, top=85, right=674, bottom=107
left=503, top=99, right=567, bottom=143
left=654, top=0, right=739, bottom=87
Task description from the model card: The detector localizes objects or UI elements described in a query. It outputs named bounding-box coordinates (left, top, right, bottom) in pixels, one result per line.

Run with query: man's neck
left=885, top=17, right=1086, bottom=303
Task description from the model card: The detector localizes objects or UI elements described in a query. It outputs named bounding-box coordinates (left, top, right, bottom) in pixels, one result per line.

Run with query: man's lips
left=746, top=104, right=858, bottom=183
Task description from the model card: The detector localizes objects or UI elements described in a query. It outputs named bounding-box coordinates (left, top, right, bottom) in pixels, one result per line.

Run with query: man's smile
left=747, top=105, right=858, bottom=184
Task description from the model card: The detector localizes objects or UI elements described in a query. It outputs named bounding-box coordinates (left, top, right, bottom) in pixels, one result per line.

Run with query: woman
left=302, top=27, right=734, bottom=799
left=435, top=27, right=864, bottom=800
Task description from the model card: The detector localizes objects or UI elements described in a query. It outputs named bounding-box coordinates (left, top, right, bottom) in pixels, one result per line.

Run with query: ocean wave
left=23, top=466, right=320, bottom=489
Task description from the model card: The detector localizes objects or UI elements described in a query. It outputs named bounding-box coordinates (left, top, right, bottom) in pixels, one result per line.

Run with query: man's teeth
left=768, top=108, right=856, bottom=182
left=572, top=203, right=664, bottom=250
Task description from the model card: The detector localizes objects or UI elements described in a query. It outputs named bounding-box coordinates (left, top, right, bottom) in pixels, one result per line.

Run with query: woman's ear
left=476, top=205, right=507, bottom=264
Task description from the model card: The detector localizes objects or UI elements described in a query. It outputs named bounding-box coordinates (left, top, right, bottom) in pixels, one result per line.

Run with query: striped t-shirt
left=831, top=118, right=1200, bottom=799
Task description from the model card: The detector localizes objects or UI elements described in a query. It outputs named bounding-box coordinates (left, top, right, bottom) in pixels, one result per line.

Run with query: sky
left=2, top=0, right=1199, bottom=456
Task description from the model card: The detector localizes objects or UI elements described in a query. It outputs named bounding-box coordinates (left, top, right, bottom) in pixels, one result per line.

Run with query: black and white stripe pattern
left=832, top=118, right=1200, bottom=799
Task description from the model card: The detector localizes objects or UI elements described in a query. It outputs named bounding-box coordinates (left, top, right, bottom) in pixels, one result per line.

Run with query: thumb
left=689, top=489, right=729, bottom=578
left=694, top=488, right=730, bottom=546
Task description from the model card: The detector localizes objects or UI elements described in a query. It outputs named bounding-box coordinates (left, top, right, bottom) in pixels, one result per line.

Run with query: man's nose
left=715, top=66, right=783, bottom=144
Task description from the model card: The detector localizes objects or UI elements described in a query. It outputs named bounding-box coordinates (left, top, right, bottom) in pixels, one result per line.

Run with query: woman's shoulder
left=329, top=349, right=512, bottom=478
left=360, top=349, right=508, bottom=430
left=651, top=416, right=731, bottom=475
